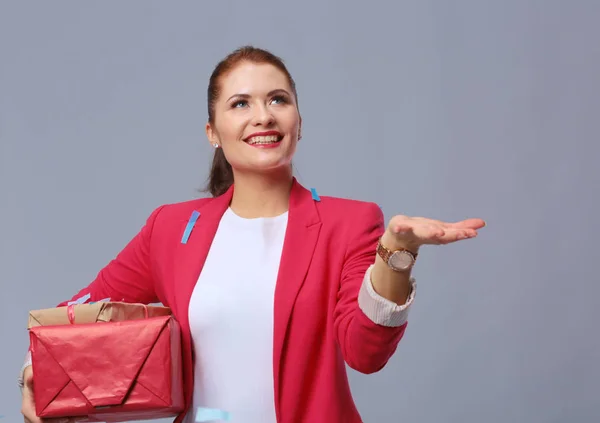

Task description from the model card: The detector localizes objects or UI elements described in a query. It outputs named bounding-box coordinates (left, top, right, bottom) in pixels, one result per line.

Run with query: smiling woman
left=19, top=45, right=485, bottom=423
left=204, top=48, right=302, bottom=202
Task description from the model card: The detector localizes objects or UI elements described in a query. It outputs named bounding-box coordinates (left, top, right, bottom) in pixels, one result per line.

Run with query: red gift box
left=29, top=309, right=185, bottom=422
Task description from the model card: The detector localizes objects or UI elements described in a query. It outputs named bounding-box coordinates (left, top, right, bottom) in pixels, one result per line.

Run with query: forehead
left=219, top=62, right=291, bottom=98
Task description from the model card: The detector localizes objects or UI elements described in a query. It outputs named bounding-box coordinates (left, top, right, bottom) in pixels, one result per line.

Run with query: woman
left=19, top=46, right=485, bottom=423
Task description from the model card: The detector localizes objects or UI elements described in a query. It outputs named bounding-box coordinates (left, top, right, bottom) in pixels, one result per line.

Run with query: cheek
left=215, top=116, right=246, bottom=144
left=279, top=111, right=300, bottom=133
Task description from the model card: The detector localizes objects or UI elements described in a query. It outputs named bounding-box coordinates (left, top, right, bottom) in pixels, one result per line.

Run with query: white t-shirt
left=186, top=207, right=288, bottom=423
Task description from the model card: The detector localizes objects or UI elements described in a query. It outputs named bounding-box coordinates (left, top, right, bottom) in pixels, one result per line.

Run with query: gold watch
left=376, top=238, right=418, bottom=272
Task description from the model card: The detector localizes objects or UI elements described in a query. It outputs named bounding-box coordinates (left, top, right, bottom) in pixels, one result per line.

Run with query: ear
left=206, top=122, right=220, bottom=147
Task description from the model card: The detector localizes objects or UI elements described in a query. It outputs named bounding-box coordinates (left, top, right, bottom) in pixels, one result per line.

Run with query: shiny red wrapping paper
left=29, top=310, right=185, bottom=422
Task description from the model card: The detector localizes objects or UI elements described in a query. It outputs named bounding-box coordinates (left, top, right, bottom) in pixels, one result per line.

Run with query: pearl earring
left=213, top=143, right=220, bottom=148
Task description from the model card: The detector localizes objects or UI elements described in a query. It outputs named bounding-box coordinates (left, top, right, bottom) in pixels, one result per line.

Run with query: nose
left=251, top=103, right=275, bottom=127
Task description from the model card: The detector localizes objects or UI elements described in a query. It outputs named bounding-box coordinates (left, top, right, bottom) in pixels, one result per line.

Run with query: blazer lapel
left=273, top=178, right=322, bottom=416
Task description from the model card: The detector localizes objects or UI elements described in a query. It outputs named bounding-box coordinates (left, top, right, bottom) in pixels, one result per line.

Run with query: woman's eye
left=271, top=95, right=287, bottom=105
left=232, top=100, right=247, bottom=108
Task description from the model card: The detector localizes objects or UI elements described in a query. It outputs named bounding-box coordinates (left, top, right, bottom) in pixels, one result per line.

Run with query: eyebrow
left=226, top=89, right=291, bottom=103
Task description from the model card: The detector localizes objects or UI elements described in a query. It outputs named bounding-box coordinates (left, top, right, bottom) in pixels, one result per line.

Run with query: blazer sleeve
left=55, top=205, right=165, bottom=307
left=333, top=202, right=408, bottom=374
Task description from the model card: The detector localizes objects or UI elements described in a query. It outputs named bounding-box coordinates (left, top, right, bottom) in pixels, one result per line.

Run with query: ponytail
left=206, top=147, right=233, bottom=197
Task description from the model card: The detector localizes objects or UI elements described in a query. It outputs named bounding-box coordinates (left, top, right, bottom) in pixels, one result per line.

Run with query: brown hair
left=204, top=46, right=299, bottom=197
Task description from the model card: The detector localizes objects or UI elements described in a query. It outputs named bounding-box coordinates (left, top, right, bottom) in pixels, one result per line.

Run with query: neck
left=229, top=168, right=293, bottom=218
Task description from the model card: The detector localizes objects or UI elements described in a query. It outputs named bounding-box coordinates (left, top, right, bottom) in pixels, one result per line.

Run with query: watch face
left=389, top=251, right=414, bottom=271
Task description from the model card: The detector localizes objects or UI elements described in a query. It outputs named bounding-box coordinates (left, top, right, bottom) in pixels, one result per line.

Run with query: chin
left=230, top=145, right=295, bottom=173
left=234, top=158, right=292, bottom=174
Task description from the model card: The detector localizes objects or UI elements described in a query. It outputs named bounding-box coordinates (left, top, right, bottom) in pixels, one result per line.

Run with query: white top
left=186, top=208, right=288, bottom=423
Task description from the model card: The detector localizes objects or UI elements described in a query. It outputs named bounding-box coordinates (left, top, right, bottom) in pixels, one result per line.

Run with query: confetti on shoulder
left=310, top=188, right=321, bottom=202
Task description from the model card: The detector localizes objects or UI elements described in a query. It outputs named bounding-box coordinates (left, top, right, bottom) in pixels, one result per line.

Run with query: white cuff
left=18, top=350, right=32, bottom=390
left=358, top=264, right=416, bottom=327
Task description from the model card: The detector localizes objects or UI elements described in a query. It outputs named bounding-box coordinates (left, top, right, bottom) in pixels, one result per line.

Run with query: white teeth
left=247, top=135, right=281, bottom=144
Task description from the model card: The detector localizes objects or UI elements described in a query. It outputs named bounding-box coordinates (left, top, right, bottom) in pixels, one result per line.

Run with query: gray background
left=1, top=1, right=598, bottom=422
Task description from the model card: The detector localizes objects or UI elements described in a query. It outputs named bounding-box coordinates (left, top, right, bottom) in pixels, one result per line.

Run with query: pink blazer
left=57, top=178, right=407, bottom=422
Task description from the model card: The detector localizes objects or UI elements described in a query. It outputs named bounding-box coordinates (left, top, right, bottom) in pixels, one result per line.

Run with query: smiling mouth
left=245, top=135, right=283, bottom=145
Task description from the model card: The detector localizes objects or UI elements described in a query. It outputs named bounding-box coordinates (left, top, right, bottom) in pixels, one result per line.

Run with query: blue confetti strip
left=196, top=407, right=230, bottom=421
left=181, top=210, right=201, bottom=244
left=310, top=187, right=320, bottom=202
left=67, top=292, right=91, bottom=306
